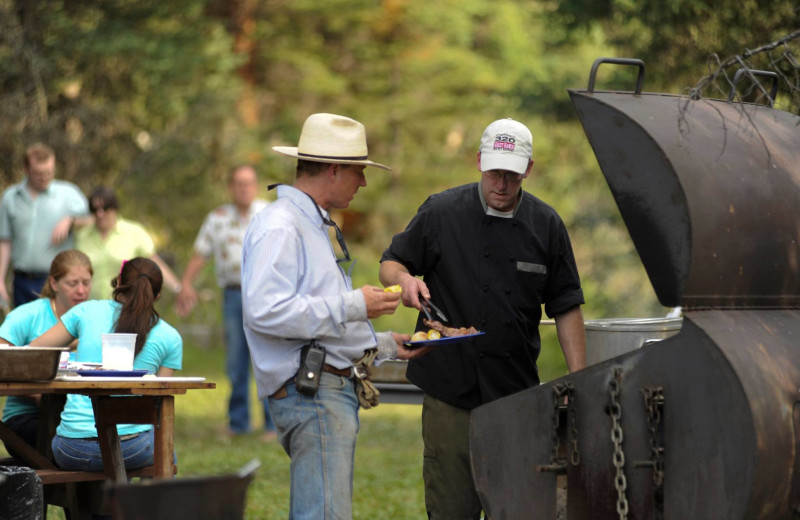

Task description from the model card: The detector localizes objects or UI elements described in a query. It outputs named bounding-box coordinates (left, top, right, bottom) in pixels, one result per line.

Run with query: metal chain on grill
left=549, top=383, right=567, bottom=467
left=609, top=368, right=629, bottom=519
left=566, top=383, right=581, bottom=466
left=642, top=386, right=665, bottom=487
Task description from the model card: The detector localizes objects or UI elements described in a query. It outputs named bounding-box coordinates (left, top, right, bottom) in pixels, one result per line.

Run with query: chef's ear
left=522, top=159, right=534, bottom=178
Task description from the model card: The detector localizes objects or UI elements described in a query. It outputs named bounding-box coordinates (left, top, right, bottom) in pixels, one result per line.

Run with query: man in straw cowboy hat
left=242, top=113, right=430, bottom=519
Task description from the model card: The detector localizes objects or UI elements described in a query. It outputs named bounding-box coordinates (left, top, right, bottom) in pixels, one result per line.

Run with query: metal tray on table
left=0, top=346, right=70, bottom=381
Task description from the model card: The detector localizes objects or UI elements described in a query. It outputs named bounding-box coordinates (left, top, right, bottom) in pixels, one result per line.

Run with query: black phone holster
left=295, top=340, right=327, bottom=396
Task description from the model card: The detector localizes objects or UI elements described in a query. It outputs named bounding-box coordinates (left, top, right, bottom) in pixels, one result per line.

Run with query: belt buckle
left=352, top=365, right=368, bottom=380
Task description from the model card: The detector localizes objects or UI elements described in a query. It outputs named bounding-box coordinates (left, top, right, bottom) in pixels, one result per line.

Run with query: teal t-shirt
left=0, top=298, right=72, bottom=421
left=57, top=299, right=183, bottom=438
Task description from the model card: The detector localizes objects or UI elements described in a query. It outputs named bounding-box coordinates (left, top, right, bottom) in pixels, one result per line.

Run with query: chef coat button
left=484, top=251, right=489, bottom=258
left=483, top=286, right=489, bottom=292
left=505, top=288, right=511, bottom=294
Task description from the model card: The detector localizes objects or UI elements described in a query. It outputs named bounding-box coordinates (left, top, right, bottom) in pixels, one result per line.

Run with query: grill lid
left=569, top=58, right=800, bottom=308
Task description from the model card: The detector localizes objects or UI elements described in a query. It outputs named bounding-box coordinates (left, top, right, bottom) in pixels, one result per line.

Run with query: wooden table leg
left=91, top=397, right=127, bottom=483
left=152, top=396, right=175, bottom=479
left=38, top=394, right=66, bottom=461
left=91, top=395, right=176, bottom=481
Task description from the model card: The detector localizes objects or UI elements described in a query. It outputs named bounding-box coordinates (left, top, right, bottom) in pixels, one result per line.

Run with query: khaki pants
left=422, top=394, right=484, bottom=520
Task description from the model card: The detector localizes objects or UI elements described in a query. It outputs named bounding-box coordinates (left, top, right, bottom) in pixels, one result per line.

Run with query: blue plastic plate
left=76, top=369, right=149, bottom=377
left=404, top=332, right=484, bottom=348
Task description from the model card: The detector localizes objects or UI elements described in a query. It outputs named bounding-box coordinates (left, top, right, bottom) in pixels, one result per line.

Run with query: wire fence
left=686, top=28, right=800, bottom=115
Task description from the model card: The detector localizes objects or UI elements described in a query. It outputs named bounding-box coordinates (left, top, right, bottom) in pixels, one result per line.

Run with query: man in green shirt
left=0, top=143, right=90, bottom=307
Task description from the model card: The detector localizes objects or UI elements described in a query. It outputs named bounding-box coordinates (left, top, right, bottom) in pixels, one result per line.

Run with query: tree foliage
left=552, top=0, right=800, bottom=104
left=2, top=0, right=795, bottom=325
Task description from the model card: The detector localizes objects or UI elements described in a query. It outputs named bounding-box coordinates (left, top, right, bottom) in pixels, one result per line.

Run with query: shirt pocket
left=514, top=261, right=548, bottom=302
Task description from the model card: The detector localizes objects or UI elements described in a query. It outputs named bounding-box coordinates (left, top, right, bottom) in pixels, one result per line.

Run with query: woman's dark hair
left=112, top=257, right=163, bottom=355
left=40, top=249, right=93, bottom=299
left=88, top=186, right=119, bottom=213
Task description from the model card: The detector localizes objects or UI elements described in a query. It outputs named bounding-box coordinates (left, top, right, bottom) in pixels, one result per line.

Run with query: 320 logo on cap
left=493, top=133, right=516, bottom=151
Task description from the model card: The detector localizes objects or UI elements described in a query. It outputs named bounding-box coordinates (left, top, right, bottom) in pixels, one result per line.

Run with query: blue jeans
left=51, top=429, right=155, bottom=471
left=12, top=272, right=48, bottom=308
left=269, top=373, right=360, bottom=520
left=3, top=412, right=38, bottom=460
left=224, top=287, right=275, bottom=434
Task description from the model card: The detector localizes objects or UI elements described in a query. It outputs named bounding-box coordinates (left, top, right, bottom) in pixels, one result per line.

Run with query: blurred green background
left=1, top=2, right=798, bottom=516
left=2, top=1, right=798, bottom=341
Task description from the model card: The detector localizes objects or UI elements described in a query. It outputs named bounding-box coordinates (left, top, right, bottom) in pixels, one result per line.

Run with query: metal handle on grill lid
left=587, top=57, right=646, bottom=95
left=727, top=68, right=779, bottom=106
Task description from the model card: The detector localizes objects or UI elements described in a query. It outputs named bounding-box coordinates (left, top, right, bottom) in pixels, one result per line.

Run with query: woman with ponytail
left=32, top=257, right=182, bottom=475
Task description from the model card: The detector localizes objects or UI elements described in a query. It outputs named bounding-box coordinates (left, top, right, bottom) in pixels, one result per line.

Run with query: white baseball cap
left=478, top=118, right=533, bottom=175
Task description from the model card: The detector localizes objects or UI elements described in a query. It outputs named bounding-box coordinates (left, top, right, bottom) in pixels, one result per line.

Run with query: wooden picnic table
left=0, top=377, right=215, bottom=517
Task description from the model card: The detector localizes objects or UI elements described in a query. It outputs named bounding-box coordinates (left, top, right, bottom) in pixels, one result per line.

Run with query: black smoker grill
left=470, top=58, right=800, bottom=519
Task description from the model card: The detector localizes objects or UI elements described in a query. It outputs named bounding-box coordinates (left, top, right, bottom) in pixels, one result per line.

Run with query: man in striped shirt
left=242, top=113, right=427, bottom=519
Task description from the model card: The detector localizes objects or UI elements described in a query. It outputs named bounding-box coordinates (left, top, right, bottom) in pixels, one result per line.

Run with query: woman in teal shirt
left=32, top=257, right=182, bottom=472
left=0, top=249, right=92, bottom=457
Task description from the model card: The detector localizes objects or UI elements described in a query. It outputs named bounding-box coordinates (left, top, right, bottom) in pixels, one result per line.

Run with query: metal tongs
left=420, top=295, right=449, bottom=324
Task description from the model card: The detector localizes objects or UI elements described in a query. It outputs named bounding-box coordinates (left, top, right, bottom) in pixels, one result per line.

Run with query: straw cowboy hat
left=273, top=113, right=391, bottom=171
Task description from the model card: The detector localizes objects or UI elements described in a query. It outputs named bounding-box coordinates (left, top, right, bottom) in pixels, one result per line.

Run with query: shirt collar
left=277, top=185, right=328, bottom=228
left=20, top=179, right=53, bottom=198
left=476, top=182, right=524, bottom=217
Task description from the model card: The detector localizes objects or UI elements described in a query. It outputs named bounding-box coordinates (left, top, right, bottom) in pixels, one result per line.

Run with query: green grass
left=2, top=310, right=569, bottom=519
left=1, top=338, right=427, bottom=519
left=170, top=342, right=429, bottom=519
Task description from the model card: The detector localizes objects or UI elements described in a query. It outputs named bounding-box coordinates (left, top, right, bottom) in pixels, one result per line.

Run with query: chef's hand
left=361, top=285, right=402, bottom=318
left=393, top=273, right=429, bottom=312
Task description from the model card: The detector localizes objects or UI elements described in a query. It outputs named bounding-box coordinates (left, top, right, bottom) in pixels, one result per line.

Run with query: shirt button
left=483, top=286, right=489, bottom=292
left=481, top=319, right=487, bottom=326
left=479, top=352, right=485, bottom=358
left=505, top=320, right=512, bottom=326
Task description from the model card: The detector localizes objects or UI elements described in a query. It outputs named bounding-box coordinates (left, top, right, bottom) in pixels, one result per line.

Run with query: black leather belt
left=322, top=364, right=352, bottom=378
left=270, top=365, right=353, bottom=400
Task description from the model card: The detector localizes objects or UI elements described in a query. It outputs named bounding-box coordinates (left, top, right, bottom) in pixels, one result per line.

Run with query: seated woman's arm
left=156, top=367, right=175, bottom=377
left=29, top=322, right=76, bottom=347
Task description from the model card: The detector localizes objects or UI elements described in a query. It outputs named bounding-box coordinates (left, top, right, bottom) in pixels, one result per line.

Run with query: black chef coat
left=381, top=183, right=584, bottom=409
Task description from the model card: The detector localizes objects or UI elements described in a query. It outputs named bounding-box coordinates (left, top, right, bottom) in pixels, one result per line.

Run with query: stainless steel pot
left=584, top=317, right=682, bottom=365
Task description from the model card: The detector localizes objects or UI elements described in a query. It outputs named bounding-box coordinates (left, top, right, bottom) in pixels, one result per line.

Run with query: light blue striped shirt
left=242, top=185, right=382, bottom=397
